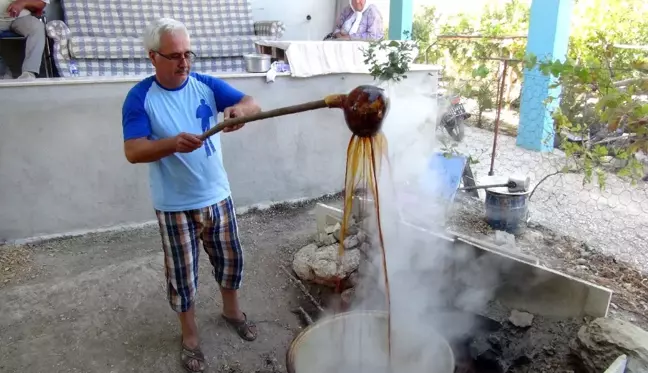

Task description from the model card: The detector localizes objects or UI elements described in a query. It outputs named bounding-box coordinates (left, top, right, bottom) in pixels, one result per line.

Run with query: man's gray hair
left=143, top=18, right=190, bottom=51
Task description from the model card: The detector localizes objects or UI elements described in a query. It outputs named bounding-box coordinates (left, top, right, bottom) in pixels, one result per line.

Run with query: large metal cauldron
left=286, top=311, right=455, bottom=373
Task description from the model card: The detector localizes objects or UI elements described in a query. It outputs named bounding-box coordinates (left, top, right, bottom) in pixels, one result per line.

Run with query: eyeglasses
left=154, top=50, right=197, bottom=62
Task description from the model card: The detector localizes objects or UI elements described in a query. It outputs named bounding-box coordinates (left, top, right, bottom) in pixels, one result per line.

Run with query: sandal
left=222, top=312, right=258, bottom=341
left=181, top=343, right=206, bottom=372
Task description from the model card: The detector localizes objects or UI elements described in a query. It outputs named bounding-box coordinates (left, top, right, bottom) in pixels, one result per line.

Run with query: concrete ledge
left=448, top=230, right=540, bottom=266
left=314, top=202, right=613, bottom=318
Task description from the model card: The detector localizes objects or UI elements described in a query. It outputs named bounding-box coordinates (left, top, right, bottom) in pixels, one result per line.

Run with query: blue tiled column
left=516, top=0, right=574, bottom=152
left=388, top=0, right=413, bottom=40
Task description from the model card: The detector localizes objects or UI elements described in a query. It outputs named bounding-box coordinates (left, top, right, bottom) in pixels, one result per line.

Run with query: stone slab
left=314, top=202, right=613, bottom=318
left=604, top=355, right=628, bottom=373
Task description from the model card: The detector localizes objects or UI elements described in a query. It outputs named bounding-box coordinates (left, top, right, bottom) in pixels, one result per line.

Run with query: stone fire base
left=307, top=202, right=613, bottom=319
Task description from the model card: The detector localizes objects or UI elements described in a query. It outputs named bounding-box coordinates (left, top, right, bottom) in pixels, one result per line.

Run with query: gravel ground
left=447, top=193, right=648, bottom=330
left=0, top=197, right=342, bottom=373
left=440, top=123, right=648, bottom=274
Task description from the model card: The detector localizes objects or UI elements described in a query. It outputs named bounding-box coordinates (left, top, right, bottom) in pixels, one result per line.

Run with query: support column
left=516, top=0, right=574, bottom=152
left=388, top=0, right=413, bottom=40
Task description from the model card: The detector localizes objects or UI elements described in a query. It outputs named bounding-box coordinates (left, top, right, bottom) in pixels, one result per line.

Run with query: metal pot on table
left=244, top=53, right=272, bottom=73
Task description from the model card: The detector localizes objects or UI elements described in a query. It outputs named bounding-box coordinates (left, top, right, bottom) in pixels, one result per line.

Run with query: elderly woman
left=327, top=0, right=384, bottom=41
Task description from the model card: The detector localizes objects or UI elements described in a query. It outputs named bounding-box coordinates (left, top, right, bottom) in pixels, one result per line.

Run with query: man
left=121, top=18, right=261, bottom=373
left=0, top=0, right=48, bottom=79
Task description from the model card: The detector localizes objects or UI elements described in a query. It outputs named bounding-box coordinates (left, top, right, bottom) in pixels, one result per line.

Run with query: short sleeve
left=122, top=80, right=153, bottom=141
left=192, top=72, right=246, bottom=113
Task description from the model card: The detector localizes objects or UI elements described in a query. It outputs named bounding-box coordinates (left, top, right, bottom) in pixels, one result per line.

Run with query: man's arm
left=124, top=137, right=175, bottom=164
left=192, top=73, right=261, bottom=132
left=124, top=135, right=202, bottom=164
left=7, top=0, right=47, bottom=17
left=121, top=85, right=202, bottom=164
left=225, top=95, right=261, bottom=118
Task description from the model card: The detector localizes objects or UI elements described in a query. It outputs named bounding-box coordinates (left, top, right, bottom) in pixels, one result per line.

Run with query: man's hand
left=6, top=0, right=25, bottom=17
left=222, top=106, right=246, bottom=133
left=174, top=132, right=203, bottom=153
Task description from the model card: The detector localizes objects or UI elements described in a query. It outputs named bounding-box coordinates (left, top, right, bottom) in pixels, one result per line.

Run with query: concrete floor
left=0, top=202, right=325, bottom=373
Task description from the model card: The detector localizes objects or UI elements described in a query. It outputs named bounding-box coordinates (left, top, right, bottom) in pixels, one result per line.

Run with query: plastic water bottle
left=69, top=61, right=79, bottom=77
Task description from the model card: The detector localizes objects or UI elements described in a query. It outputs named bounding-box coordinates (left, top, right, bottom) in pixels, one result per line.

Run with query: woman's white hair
left=142, top=18, right=190, bottom=51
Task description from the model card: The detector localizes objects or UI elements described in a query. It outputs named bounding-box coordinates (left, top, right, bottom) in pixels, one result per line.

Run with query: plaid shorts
left=155, top=196, right=244, bottom=313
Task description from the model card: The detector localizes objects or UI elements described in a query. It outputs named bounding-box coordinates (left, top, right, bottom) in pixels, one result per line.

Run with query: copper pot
left=342, top=85, right=390, bottom=138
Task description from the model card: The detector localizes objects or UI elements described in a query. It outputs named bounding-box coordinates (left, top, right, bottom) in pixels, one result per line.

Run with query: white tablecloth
left=255, top=40, right=373, bottom=78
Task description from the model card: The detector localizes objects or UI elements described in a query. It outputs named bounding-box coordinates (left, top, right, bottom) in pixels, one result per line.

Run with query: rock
left=571, top=317, right=648, bottom=373
left=524, top=230, right=545, bottom=245
left=347, top=271, right=360, bottom=288
left=343, top=234, right=360, bottom=249
left=292, top=244, right=361, bottom=287
left=470, top=333, right=508, bottom=372
left=326, top=223, right=340, bottom=235
left=332, top=223, right=342, bottom=241
left=316, top=233, right=337, bottom=247
left=604, top=355, right=628, bottom=373
left=292, top=244, right=318, bottom=281
left=508, top=310, right=534, bottom=328
left=494, top=230, right=516, bottom=247
left=341, top=288, right=355, bottom=307
left=322, top=234, right=337, bottom=246
left=356, top=229, right=367, bottom=244
left=358, top=242, right=371, bottom=255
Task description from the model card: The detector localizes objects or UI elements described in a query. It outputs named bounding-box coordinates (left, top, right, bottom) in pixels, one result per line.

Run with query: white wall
left=251, top=0, right=336, bottom=40
left=0, top=69, right=439, bottom=243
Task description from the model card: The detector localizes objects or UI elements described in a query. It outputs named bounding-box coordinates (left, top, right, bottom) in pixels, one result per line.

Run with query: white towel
left=255, top=40, right=370, bottom=78
left=254, top=40, right=419, bottom=78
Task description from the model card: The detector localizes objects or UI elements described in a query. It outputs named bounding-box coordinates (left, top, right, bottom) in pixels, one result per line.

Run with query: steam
left=297, top=76, right=513, bottom=373
left=322, top=77, right=505, bottom=373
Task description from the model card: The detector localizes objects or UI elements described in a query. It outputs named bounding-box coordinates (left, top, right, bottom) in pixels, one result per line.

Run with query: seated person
left=0, top=0, right=48, bottom=79
left=326, top=0, right=384, bottom=41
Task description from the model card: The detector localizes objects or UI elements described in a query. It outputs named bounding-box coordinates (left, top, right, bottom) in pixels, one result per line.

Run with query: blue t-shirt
left=121, top=72, right=245, bottom=212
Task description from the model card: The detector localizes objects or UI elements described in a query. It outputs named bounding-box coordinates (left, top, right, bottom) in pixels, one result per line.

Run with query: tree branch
left=436, top=34, right=527, bottom=40
left=613, top=77, right=648, bottom=88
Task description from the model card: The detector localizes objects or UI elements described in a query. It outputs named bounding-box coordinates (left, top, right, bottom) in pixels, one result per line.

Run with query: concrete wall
left=0, top=69, right=438, bottom=243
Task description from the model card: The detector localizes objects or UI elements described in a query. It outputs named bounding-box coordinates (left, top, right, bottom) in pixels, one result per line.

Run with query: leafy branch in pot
left=362, top=32, right=419, bottom=83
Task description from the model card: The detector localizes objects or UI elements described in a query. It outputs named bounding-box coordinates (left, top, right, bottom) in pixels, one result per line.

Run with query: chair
left=0, top=13, right=54, bottom=78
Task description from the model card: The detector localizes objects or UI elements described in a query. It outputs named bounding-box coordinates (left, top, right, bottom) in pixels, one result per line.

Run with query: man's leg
left=202, top=197, right=257, bottom=341
left=156, top=209, right=206, bottom=372
left=10, top=15, right=46, bottom=78
left=0, top=20, right=14, bottom=78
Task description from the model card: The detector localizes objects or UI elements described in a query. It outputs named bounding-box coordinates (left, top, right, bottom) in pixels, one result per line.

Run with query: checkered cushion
left=48, top=0, right=285, bottom=77
left=67, top=57, right=245, bottom=77
left=69, top=35, right=259, bottom=59
left=63, top=0, right=256, bottom=38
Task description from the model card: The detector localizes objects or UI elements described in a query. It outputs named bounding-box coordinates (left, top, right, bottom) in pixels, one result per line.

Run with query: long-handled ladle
left=199, top=84, right=390, bottom=140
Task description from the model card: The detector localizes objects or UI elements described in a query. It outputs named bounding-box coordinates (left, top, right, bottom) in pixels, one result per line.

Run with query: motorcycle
left=437, top=90, right=470, bottom=142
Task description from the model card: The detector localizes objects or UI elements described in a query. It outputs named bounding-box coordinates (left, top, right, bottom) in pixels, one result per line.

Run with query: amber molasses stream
left=336, top=84, right=393, bottom=364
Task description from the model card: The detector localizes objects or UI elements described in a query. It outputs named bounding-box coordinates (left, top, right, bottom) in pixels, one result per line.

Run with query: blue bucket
left=485, top=190, right=529, bottom=235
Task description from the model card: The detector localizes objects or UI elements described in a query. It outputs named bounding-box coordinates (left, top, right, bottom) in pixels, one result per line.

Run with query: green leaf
left=472, top=65, right=490, bottom=78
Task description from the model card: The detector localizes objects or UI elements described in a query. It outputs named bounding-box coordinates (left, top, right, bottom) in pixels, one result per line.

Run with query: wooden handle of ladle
left=199, top=94, right=346, bottom=141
